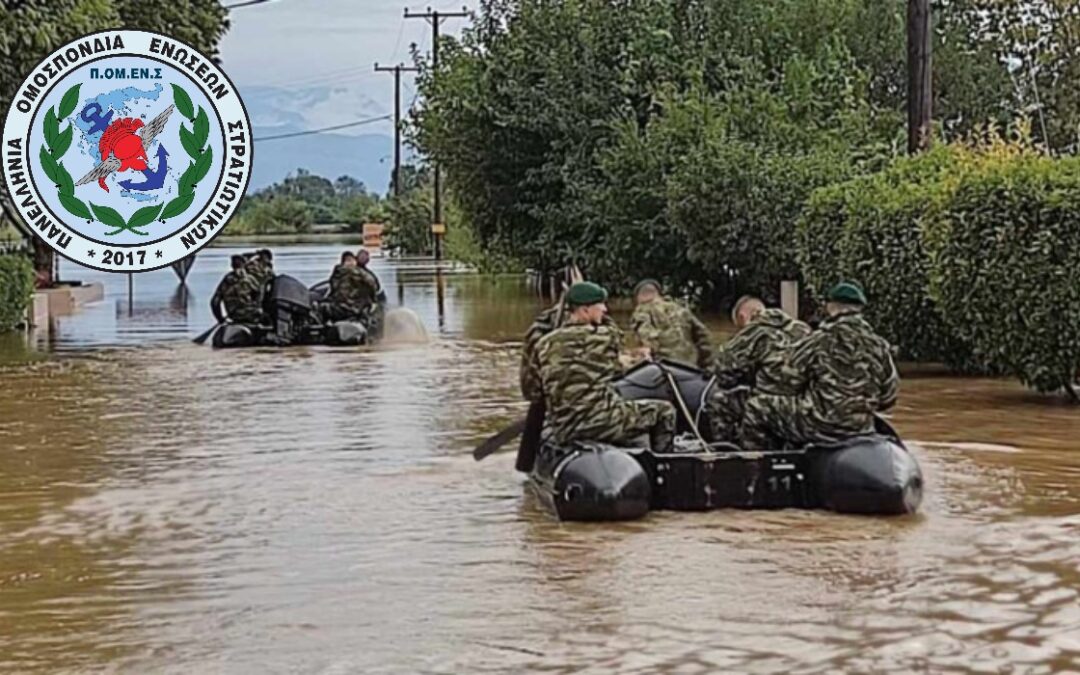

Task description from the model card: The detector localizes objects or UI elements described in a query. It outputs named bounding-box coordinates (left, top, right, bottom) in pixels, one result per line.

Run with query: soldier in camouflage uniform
left=244, top=249, right=274, bottom=292
left=322, top=251, right=380, bottom=323
left=520, top=288, right=620, bottom=402
left=706, top=296, right=811, bottom=441
left=355, top=248, right=385, bottom=334
left=741, top=282, right=899, bottom=449
left=536, top=282, right=675, bottom=449
left=629, top=279, right=714, bottom=369
left=210, top=255, right=263, bottom=324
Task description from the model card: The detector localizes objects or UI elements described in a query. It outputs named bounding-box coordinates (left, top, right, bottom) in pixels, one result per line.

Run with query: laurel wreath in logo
left=37, top=83, right=213, bottom=236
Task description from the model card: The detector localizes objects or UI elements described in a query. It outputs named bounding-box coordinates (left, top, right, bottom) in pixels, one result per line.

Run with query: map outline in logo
left=2, top=29, right=253, bottom=273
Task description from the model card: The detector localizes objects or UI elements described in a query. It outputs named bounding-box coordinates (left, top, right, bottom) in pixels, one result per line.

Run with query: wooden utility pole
left=374, top=63, right=420, bottom=197
left=404, top=6, right=469, bottom=261
left=907, top=0, right=932, bottom=153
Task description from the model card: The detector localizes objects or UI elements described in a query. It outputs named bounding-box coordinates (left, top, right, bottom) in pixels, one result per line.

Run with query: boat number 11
left=767, top=475, right=796, bottom=492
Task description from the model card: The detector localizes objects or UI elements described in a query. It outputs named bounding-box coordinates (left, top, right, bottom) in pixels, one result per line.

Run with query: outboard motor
left=263, top=275, right=319, bottom=346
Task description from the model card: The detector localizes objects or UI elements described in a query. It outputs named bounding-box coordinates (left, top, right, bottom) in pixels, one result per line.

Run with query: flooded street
left=0, top=246, right=1077, bottom=673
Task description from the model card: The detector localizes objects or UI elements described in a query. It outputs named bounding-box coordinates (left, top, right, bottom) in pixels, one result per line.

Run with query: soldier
left=323, top=251, right=379, bottom=323
left=355, top=248, right=386, bottom=332
left=713, top=296, right=811, bottom=391
left=629, top=279, right=714, bottom=369
left=245, top=248, right=274, bottom=290
left=741, top=282, right=899, bottom=450
left=536, top=282, right=675, bottom=450
left=706, top=296, right=811, bottom=441
left=520, top=271, right=620, bottom=402
left=355, top=249, right=384, bottom=299
left=210, top=255, right=263, bottom=324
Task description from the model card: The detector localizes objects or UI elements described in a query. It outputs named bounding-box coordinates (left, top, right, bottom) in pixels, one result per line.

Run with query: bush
left=0, top=252, right=34, bottom=332
left=669, top=137, right=853, bottom=303
left=926, top=149, right=1080, bottom=399
left=796, top=146, right=977, bottom=365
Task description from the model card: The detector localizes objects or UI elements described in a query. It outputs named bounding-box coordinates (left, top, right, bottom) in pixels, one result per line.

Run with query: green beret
left=565, top=281, right=608, bottom=307
left=826, top=281, right=867, bottom=306
left=633, top=278, right=661, bottom=296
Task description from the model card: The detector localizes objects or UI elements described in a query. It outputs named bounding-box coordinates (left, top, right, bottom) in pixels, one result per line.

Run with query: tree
left=0, top=0, right=229, bottom=284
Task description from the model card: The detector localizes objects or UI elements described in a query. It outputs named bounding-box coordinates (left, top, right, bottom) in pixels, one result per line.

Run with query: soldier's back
left=801, top=311, right=897, bottom=433
left=536, top=322, right=624, bottom=444
left=631, top=298, right=698, bottom=365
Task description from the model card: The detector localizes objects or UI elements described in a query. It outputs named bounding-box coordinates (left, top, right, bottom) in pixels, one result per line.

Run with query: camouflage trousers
left=741, top=394, right=875, bottom=450
left=228, top=305, right=263, bottom=325
left=704, top=386, right=751, bottom=444
left=551, top=399, right=675, bottom=451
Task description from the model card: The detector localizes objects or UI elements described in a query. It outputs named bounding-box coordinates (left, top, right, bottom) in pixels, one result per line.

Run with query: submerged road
left=0, top=246, right=1077, bottom=673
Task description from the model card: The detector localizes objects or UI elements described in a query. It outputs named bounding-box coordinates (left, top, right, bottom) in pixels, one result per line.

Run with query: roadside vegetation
left=408, top=0, right=1080, bottom=398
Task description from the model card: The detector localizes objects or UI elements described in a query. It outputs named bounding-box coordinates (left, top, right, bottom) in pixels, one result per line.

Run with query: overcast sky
left=219, top=0, right=479, bottom=135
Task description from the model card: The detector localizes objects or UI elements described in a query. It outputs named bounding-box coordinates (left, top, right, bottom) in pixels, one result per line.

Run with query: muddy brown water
left=0, top=247, right=1077, bottom=673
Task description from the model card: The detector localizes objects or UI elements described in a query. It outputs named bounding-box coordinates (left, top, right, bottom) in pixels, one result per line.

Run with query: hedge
left=796, top=146, right=978, bottom=366
left=670, top=138, right=854, bottom=303
left=0, top=252, right=34, bottom=332
left=926, top=151, right=1080, bottom=399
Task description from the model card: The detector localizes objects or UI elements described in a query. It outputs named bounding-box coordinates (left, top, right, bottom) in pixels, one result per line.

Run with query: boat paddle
left=192, top=322, right=223, bottom=345
left=473, top=415, right=528, bottom=461
left=472, top=265, right=583, bottom=462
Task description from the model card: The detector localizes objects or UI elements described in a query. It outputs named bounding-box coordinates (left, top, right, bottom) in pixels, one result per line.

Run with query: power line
left=224, top=0, right=275, bottom=8
left=254, top=115, right=393, bottom=142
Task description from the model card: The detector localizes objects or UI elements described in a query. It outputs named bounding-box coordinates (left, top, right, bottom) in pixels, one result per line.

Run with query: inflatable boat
left=209, top=274, right=385, bottom=348
left=528, top=360, right=923, bottom=521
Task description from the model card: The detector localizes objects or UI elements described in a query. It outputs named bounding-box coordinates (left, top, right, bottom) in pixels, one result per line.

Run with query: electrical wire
left=254, top=115, right=393, bottom=142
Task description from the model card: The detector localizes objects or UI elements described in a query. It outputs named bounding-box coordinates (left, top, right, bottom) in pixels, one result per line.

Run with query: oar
left=474, top=264, right=583, bottom=463
left=193, top=322, right=223, bottom=345
left=473, top=415, right=528, bottom=461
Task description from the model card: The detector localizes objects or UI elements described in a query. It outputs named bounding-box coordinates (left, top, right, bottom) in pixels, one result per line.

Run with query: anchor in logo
left=80, top=102, right=114, bottom=134
left=117, top=144, right=169, bottom=191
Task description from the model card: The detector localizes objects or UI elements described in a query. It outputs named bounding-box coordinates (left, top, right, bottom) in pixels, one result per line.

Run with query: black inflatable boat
left=209, top=274, right=384, bottom=348
left=528, top=360, right=923, bottom=521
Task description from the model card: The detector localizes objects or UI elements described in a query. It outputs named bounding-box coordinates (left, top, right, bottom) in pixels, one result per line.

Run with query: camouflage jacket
left=776, top=309, right=899, bottom=434
left=630, top=297, right=714, bottom=368
left=328, top=264, right=378, bottom=313
left=713, top=308, right=811, bottom=392
left=520, top=303, right=621, bottom=401
left=211, top=270, right=262, bottom=323
left=244, top=257, right=274, bottom=290
left=535, top=320, right=631, bottom=445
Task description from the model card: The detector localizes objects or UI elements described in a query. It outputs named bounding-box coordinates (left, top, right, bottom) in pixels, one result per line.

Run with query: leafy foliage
left=228, top=170, right=385, bottom=234
left=0, top=253, right=35, bottom=332
left=411, top=0, right=1079, bottom=302
left=796, top=146, right=974, bottom=365
left=926, top=145, right=1080, bottom=398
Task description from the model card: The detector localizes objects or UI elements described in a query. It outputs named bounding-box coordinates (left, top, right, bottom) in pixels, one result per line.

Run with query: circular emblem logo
left=2, top=30, right=252, bottom=272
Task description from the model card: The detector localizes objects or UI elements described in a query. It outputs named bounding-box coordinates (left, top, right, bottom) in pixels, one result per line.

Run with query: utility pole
left=907, top=0, right=932, bottom=153
left=404, top=6, right=469, bottom=261
left=374, top=63, right=419, bottom=196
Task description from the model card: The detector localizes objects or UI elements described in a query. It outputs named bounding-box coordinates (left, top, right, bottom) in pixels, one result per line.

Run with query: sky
left=218, top=0, right=480, bottom=138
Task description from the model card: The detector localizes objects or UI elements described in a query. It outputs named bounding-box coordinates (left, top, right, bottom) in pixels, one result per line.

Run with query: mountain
left=240, top=84, right=409, bottom=194
left=250, top=129, right=394, bottom=194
